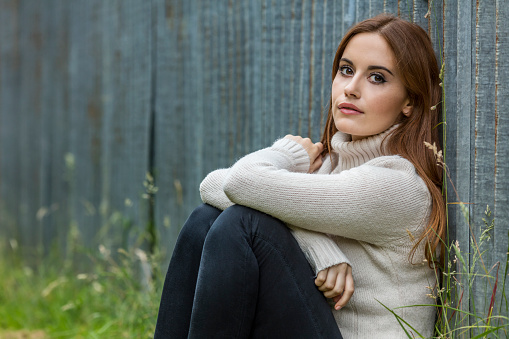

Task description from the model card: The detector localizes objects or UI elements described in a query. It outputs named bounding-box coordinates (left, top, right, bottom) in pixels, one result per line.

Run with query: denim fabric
left=154, top=204, right=342, bottom=339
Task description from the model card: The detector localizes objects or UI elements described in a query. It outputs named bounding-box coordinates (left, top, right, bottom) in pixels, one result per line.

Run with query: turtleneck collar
left=330, top=124, right=398, bottom=172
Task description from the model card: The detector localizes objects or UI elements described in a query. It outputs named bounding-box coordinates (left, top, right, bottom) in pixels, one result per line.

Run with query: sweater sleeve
left=200, top=168, right=235, bottom=211
left=223, top=139, right=431, bottom=246
left=290, top=227, right=351, bottom=274
left=199, top=158, right=352, bottom=273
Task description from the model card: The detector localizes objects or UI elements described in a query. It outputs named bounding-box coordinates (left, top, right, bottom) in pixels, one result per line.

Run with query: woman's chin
left=334, top=122, right=359, bottom=137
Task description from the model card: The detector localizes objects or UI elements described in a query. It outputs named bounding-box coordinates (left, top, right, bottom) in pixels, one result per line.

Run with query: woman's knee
left=188, top=203, right=222, bottom=222
left=178, top=204, right=222, bottom=244
left=220, top=204, right=256, bottom=220
left=203, top=205, right=253, bottom=241
left=209, top=204, right=287, bottom=240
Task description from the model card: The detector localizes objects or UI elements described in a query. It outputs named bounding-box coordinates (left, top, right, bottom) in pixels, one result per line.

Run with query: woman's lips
left=338, top=103, right=363, bottom=115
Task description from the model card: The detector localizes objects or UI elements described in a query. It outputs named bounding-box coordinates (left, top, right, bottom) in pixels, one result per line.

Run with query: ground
left=0, top=330, right=47, bottom=339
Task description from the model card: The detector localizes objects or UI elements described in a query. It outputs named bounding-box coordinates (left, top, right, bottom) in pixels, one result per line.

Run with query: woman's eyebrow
left=367, top=65, right=394, bottom=76
left=340, top=57, right=394, bottom=76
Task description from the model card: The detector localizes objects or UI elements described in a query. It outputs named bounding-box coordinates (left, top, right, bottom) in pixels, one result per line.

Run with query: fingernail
left=335, top=305, right=341, bottom=310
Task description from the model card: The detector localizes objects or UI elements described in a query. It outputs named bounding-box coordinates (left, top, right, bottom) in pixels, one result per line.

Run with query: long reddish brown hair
left=320, top=14, right=445, bottom=266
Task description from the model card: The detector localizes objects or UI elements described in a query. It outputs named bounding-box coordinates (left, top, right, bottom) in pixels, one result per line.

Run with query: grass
left=0, top=240, right=164, bottom=338
left=431, top=203, right=509, bottom=338
left=0, top=170, right=164, bottom=338
left=390, top=203, right=509, bottom=338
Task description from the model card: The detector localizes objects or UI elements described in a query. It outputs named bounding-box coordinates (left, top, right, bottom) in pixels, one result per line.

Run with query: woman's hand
left=315, top=263, right=354, bottom=310
left=284, top=135, right=323, bottom=173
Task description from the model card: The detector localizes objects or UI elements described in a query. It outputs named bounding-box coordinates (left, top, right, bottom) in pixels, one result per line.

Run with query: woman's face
left=331, top=33, right=412, bottom=141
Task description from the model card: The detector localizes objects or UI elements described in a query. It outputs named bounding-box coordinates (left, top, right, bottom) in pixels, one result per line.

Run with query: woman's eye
left=369, top=73, right=386, bottom=84
left=340, top=66, right=354, bottom=76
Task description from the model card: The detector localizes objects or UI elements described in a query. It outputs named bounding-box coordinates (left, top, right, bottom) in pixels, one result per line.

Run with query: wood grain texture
left=67, top=1, right=107, bottom=254
left=153, top=0, right=192, bottom=261
left=493, top=0, right=509, bottom=325
left=443, top=0, right=474, bottom=325
left=472, top=0, right=498, bottom=324
left=99, top=0, right=152, bottom=249
left=39, top=0, right=71, bottom=257
left=17, top=1, right=43, bottom=261
left=0, top=0, right=22, bottom=253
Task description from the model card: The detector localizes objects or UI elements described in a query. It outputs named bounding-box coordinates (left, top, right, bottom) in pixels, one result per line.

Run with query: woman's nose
left=344, top=77, right=361, bottom=98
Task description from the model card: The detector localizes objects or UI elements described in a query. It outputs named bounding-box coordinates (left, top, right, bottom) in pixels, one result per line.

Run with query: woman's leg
left=188, top=205, right=342, bottom=339
left=154, top=204, right=222, bottom=338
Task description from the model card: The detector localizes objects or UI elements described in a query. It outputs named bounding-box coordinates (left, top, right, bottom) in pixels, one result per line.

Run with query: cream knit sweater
left=199, top=126, right=436, bottom=338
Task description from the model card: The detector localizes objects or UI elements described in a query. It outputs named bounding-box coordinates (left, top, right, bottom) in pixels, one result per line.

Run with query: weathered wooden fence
left=0, top=0, right=507, bottom=333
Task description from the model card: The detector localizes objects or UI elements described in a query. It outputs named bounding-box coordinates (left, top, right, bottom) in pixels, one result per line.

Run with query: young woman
left=155, top=14, right=445, bottom=339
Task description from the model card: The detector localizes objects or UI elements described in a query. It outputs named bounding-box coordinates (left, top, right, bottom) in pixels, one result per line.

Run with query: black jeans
left=154, top=204, right=342, bottom=338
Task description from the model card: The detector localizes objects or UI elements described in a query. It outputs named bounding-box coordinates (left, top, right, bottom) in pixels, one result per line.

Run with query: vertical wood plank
left=275, top=0, right=288, bottom=140
left=443, top=0, right=474, bottom=325
left=472, top=0, right=497, bottom=327
left=199, top=0, right=221, bottom=173
left=0, top=0, right=21, bottom=250
left=39, top=0, right=71, bottom=256
left=356, top=0, right=371, bottom=22
left=428, top=0, right=444, bottom=64
left=398, top=0, right=413, bottom=21
left=319, top=0, right=335, bottom=136
left=493, top=0, right=509, bottom=322
left=384, top=0, right=399, bottom=14
left=412, top=0, right=428, bottom=28
left=297, top=0, right=312, bottom=137
left=153, top=0, right=194, bottom=262
left=370, top=0, right=384, bottom=16
left=249, top=1, right=263, bottom=153
left=262, top=0, right=276, bottom=141
left=17, top=0, right=43, bottom=261
left=100, top=0, right=152, bottom=249
left=279, top=0, right=292, bottom=139
left=289, top=0, right=304, bottom=135
left=308, top=0, right=326, bottom=141
left=67, top=1, right=104, bottom=255
left=182, top=0, right=204, bottom=220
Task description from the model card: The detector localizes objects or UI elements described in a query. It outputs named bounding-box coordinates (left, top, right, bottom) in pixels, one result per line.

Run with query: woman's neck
left=330, top=124, right=397, bottom=171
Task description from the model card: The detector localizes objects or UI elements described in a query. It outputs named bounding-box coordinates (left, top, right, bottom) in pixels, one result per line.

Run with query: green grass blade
left=470, top=325, right=509, bottom=339
left=376, top=299, right=424, bottom=338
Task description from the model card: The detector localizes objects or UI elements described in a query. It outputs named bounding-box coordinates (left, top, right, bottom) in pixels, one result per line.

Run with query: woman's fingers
left=308, top=141, right=324, bottom=160
left=314, top=141, right=324, bottom=152
left=323, top=270, right=345, bottom=299
left=284, top=135, right=323, bottom=172
left=315, top=264, right=347, bottom=295
left=314, top=268, right=328, bottom=287
left=315, top=264, right=354, bottom=309
left=317, top=269, right=335, bottom=292
left=309, top=152, right=323, bottom=173
left=320, top=264, right=347, bottom=297
left=333, top=266, right=354, bottom=310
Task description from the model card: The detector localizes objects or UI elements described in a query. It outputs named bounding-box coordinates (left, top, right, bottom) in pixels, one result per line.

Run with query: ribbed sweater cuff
left=291, top=229, right=351, bottom=274
left=270, top=138, right=310, bottom=173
